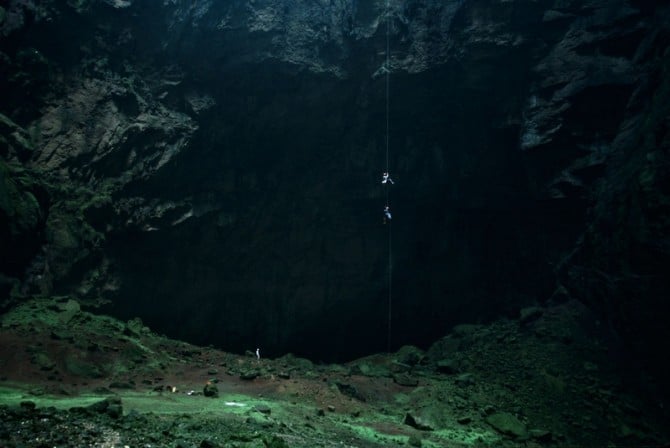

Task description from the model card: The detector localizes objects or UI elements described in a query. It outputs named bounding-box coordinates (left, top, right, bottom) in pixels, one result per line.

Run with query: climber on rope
left=381, top=172, right=394, bottom=184
left=384, top=205, right=392, bottom=223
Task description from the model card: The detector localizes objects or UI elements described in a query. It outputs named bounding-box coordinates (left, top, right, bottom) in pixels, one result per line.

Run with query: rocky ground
left=0, top=296, right=668, bottom=447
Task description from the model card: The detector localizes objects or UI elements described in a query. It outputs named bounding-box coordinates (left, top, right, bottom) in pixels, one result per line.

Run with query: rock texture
left=0, top=0, right=669, bottom=383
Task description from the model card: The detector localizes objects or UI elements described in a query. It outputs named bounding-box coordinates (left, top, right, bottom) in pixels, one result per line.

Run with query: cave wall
left=1, top=0, right=668, bottom=366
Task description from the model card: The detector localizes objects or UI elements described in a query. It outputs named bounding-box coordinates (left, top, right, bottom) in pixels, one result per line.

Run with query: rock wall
left=1, top=0, right=669, bottom=373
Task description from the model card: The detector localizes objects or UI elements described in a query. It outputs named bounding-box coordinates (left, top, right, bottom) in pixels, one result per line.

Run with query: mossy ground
left=1, top=297, right=669, bottom=447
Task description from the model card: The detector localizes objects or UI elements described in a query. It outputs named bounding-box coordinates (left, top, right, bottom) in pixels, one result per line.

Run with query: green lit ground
left=0, top=385, right=500, bottom=447
left=0, top=297, right=668, bottom=447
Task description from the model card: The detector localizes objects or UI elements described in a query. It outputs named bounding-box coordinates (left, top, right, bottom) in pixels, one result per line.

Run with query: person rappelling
left=383, top=205, right=392, bottom=224
left=381, top=172, right=394, bottom=184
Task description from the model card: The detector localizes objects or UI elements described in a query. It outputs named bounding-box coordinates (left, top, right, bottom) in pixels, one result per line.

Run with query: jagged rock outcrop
left=1, top=0, right=669, bottom=384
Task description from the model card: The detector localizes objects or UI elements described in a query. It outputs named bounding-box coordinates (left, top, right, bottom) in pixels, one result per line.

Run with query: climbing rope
left=384, top=0, right=392, bottom=354
left=385, top=0, right=390, bottom=177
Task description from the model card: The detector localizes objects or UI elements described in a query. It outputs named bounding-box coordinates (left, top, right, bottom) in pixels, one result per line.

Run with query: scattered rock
left=393, top=373, right=419, bottom=387
left=395, top=345, right=424, bottom=366
left=519, top=306, right=543, bottom=325
left=436, top=358, right=458, bottom=374
left=124, top=317, right=146, bottom=337
left=485, top=412, right=527, bottom=438
left=403, top=412, right=434, bottom=431
left=240, top=370, right=259, bottom=380
left=107, top=402, right=123, bottom=419
left=529, top=428, right=552, bottom=442
left=454, top=373, right=475, bottom=387
left=335, top=382, right=366, bottom=402
left=348, top=363, right=367, bottom=376
left=457, top=416, right=472, bottom=424
left=203, top=382, right=219, bottom=397
left=84, top=397, right=123, bottom=419
left=254, top=404, right=271, bottom=415
left=50, top=329, right=74, bottom=341
left=59, top=299, right=81, bottom=324
left=32, top=352, right=56, bottom=371
left=19, top=400, right=36, bottom=411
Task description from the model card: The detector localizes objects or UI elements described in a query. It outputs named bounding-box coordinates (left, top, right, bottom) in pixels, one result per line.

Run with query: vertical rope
left=385, top=0, right=390, bottom=176
left=385, top=0, right=392, bottom=354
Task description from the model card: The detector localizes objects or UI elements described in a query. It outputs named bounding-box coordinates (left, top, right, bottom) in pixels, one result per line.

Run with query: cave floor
left=0, top=297, right=668, bottom=448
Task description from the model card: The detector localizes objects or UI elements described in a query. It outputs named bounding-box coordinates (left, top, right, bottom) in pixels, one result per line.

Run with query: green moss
left=16, top=191, right=40, bottom=230
left=0, top=160, right=43, bottom=235
left=0, top=113, right=35, bottom=155
left=0, top=160, right=12, bottom=214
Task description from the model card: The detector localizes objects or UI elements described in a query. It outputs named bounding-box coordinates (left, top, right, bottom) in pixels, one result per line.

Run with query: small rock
left=395, top=345, right=424, bottom=366
left=59, top=299, right=81, bottom=324
left=33, top=352, right=56, bottom=371
left=203, top=382, right=219, bottom=398
left=349, top=362, right=371, bottom=376
left=436, top=358, right=458, bottom=374
left=529, top=428, right=552, bottom=442
left=403, top=412, right=434, bottom=431
left=393, top=373, right=419, bottom=387
left=335, top=382, right=366, bottom=402
left=19, top=401, right=36, bottom=411
left=50, top=329, right=74, bottom=341
left=278, top=371, right=291, bottom=379
left=457, top=416, right=472, bottom=424
left=124, top=317, right=146, bottom=337
left=86, top=399, right=110, bottom=413
left=86, top=397, right=123, bottom=418
left=455, top=373, right=475, bottom=387
left=255, top=404, right=271, bottom=414
left=240, top=370, right=259, bottom=380
left=107, top=403, right=123, bottom=419
left=519, top=306, right=543, bottom=325
left=485, top=412, right=527, bottom=438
